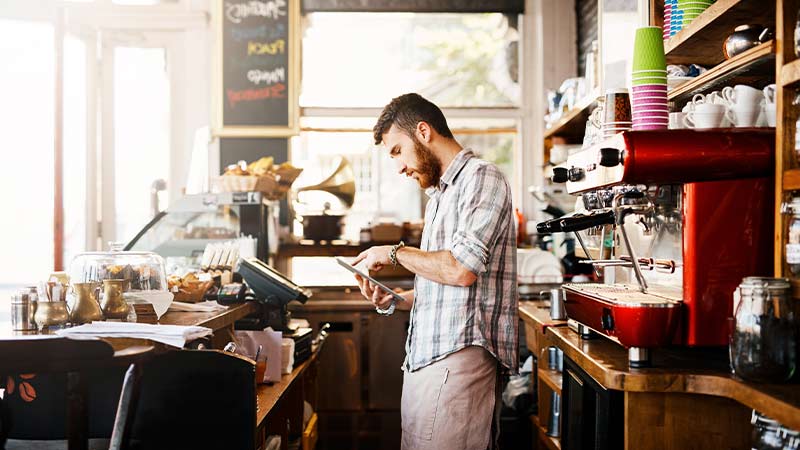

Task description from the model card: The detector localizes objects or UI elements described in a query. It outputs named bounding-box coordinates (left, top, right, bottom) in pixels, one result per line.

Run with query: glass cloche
left=69, top=243, right=168, bottom=292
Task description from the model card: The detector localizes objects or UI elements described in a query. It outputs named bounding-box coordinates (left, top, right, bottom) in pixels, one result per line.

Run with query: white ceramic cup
left=763, top=84, right=776, bottom=105
left=764, top=102, right=776, bottom=127
left=722, top=85, right=763, bottom=109
left=725, top=106, right=761, bottom=127
left=683, top=103, right=726, bottom=129
left=693, top=91, right=728, bottom=107
left=669, top=112, right=686, bottom=129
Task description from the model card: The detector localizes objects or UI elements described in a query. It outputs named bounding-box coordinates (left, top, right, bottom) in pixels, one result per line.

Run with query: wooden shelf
left=544, top=93, right=597, bottom=141
left=538, top=367, right=563, bottom=395
left=668, top=40, right=776, bottom=104
left=532, top=416, right=561, bottom=450
left=781, top=59, right=800, bottom=87
left=783, top=168, right=800, bottom=191
left=664, top=0, right=776, bottom=67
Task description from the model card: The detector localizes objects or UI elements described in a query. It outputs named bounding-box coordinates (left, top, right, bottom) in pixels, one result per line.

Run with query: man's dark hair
left=373, top=93, right=454, bottom=145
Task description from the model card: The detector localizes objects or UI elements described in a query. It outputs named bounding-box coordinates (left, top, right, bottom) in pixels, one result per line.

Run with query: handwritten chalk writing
left=227, top=83, right=287, bottom=107
left=247, top=39, right=285, bottom=55
left=230, top=23, right=286, bottom=42
left=247, top=67, right=285, bottom=85
left=225, top=1, right=286, bottom=24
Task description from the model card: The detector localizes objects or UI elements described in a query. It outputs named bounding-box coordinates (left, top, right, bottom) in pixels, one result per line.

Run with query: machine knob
left=568, top=167, right=585, bottom=182
left=552, top=167, right=569, bottom=183
left=598, top=148, right=623, bottom=167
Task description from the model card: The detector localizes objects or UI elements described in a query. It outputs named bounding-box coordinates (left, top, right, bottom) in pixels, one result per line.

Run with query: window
left=0, top=19, right=55, bottom=294
left=301, top=13, right=520, bottom=108
left=296, top=12, right=522, bottom=241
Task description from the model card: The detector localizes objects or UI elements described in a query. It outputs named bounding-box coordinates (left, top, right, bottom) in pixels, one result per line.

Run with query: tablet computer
left=335, top=257, right=406, bottom=303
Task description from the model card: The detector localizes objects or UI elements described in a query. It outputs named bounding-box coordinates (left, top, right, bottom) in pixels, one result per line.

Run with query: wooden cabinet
left=520, top=301, right=800, bottom=450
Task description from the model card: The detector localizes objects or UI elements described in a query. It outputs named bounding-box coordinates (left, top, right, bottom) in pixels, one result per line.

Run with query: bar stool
left=0, top=337, right=153, bottom=450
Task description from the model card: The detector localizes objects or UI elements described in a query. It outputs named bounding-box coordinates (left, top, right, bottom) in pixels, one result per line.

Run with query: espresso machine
left=537, top=129, right=774, bottom=366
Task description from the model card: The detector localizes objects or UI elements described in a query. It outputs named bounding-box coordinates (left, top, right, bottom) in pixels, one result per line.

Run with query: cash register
left=224, top=257, right=314, bottom=364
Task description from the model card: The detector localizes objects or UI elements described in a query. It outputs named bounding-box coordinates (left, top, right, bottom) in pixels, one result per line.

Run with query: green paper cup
left=632, top=78, right=669, bottom=86
left=632, top=27, right=667, bottom=71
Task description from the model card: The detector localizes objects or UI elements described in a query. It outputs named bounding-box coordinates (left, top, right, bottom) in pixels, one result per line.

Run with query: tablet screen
left=335, top=257, right=406, bottom=302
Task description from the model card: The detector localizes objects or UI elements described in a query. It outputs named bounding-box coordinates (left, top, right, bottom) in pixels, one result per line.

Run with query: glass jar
left=731, top=277, right=796, bottom=383
left=786, top=197, right=800, bottom=275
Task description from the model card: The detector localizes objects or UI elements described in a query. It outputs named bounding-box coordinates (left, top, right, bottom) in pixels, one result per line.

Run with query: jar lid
left=751, top=410, right=782, bottom=429
left=740, top=277, right=791, bottom=290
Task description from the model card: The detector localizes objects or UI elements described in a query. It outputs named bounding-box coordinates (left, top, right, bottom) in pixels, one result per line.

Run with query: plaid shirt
left=403, top=149, right=518, bottom=373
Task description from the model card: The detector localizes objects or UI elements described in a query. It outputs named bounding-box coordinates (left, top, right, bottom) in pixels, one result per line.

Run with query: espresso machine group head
left=540, top=129, right=775, bottom=367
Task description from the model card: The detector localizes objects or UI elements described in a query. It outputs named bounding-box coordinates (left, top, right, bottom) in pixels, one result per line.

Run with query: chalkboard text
left=227, top=83, right=287, bottom=107
left=225, top=1, right=287, bottom=23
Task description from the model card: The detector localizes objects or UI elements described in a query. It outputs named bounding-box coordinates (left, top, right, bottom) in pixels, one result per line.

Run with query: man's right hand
left=354, top=274, right=395, bottom=310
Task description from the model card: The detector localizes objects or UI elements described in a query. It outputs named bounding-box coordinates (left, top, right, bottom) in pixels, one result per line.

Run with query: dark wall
left=575, top=0, right=598, bottom=78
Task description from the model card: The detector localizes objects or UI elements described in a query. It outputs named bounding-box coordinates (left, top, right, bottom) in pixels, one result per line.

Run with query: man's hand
left=352, top=245, right=393, bottom=272
left=354, top=274, right=395, bottom=310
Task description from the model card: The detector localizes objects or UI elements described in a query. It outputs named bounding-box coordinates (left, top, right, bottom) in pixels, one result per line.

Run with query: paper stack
left=56, top=322, right=212, bottom=348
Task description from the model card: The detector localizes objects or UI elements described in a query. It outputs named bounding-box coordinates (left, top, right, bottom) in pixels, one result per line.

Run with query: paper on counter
left=168, top=301, right=227, bottom=313
left=124, top=291, right=174, bottom=319
left=56, top=321, right=212, bottom=348
left=235, top=327, right=282, bottom=382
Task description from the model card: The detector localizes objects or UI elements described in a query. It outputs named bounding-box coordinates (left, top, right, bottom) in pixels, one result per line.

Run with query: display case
left=125, top=192, right=279, bottom=267
left=69, top=244, right=169, bottom=292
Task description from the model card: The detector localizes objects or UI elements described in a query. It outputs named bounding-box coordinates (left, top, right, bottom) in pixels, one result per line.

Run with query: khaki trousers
left=400, top=346, right=500, bottom=450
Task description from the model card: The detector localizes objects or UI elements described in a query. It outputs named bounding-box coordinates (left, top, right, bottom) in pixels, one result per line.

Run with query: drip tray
left=563, top=283, right=682, bottom=308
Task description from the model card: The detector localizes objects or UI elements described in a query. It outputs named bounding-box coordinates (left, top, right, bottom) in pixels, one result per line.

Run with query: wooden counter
left=520, top=300, right=800, bottom=448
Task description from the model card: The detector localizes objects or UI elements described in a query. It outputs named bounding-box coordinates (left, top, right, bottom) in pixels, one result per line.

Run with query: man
left=351, top=93, right=518, bottom=450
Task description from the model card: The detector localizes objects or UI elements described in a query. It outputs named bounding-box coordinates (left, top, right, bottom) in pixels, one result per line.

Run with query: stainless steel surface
left=547, top=346, right=558, bottom=370
left=10, top=291, right=35, bottom=331
left=563, top=283, right=682, bottom=307
left=724, top=24, right=771, bottom=59
left=549, top=288, right=567, bottom=321
left=547, top=392, right=561, bottom=437
left=628, top=347, right=651, bottom=367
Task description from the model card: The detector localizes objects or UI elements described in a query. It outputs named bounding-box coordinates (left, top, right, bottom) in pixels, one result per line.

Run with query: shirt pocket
left=401, top=367, right=449, bottom=440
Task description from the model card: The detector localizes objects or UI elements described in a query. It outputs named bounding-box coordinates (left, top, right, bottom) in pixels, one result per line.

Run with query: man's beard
left=412, top=137, right=442, bottom=189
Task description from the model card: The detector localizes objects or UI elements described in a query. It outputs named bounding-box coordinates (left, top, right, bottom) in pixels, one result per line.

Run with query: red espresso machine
left=537, top=129, right=774, bottom=366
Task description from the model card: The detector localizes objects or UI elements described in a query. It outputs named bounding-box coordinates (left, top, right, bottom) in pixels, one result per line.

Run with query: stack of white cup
left=673, top=84, right=777, bottom=129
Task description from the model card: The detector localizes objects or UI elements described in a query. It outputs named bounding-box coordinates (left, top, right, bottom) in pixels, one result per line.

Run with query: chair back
left=129, top=349, right=256, bottom=450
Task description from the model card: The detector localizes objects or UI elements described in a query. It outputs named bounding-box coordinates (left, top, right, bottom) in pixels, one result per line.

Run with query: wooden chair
left=0, top=337, right=152, bottom=450
left=126, top=349, right=257, bottom=450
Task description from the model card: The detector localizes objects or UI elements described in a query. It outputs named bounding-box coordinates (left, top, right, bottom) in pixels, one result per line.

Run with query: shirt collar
left=425, top=148, right=474, bottom=197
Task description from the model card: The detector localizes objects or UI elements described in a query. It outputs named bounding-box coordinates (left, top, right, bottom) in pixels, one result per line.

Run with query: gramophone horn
left=296, top=157, right=356, bottom=208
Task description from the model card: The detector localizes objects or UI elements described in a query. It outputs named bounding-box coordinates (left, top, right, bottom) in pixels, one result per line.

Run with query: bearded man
left=351, top=93, right=518, bottom=450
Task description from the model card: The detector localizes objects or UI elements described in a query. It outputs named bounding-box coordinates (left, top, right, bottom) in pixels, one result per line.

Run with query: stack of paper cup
left=664, top=0, right=675, bottom=40
left=676, top=0, right=714, bottom=27
left=632, top=27, right=668, bottom=130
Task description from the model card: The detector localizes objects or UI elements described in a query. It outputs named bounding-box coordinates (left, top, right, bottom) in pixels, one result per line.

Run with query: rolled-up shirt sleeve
left=450, top=164, right=511, bottom=275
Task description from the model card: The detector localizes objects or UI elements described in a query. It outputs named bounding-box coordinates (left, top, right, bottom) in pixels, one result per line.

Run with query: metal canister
left=11, top=288, right=37, bottom=331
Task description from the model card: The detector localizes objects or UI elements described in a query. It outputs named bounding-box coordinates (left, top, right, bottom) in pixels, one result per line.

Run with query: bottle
left=515, top=209, right=526, bottom=246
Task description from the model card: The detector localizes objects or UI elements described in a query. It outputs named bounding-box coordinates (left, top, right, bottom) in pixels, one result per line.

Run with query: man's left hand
left=352, top=245, right=393, bottom=272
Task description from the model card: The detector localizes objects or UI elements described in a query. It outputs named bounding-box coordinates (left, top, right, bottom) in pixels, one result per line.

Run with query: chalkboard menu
left=215, top=0, right=299, bottom=136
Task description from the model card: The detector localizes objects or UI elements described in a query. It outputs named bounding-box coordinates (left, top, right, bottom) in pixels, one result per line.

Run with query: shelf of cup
left=780, top=59, right=800, bottom=88
left=667, top=40, right=776, bottom=104
left=662, top=0, right=776, bottom=67
left=544, top=92, right=599, bottom=141
left=783, top=169, right=800, bottom=192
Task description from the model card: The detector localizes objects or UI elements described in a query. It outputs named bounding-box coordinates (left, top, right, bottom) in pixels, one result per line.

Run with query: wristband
left=389, top=241, right=405, bottom=268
